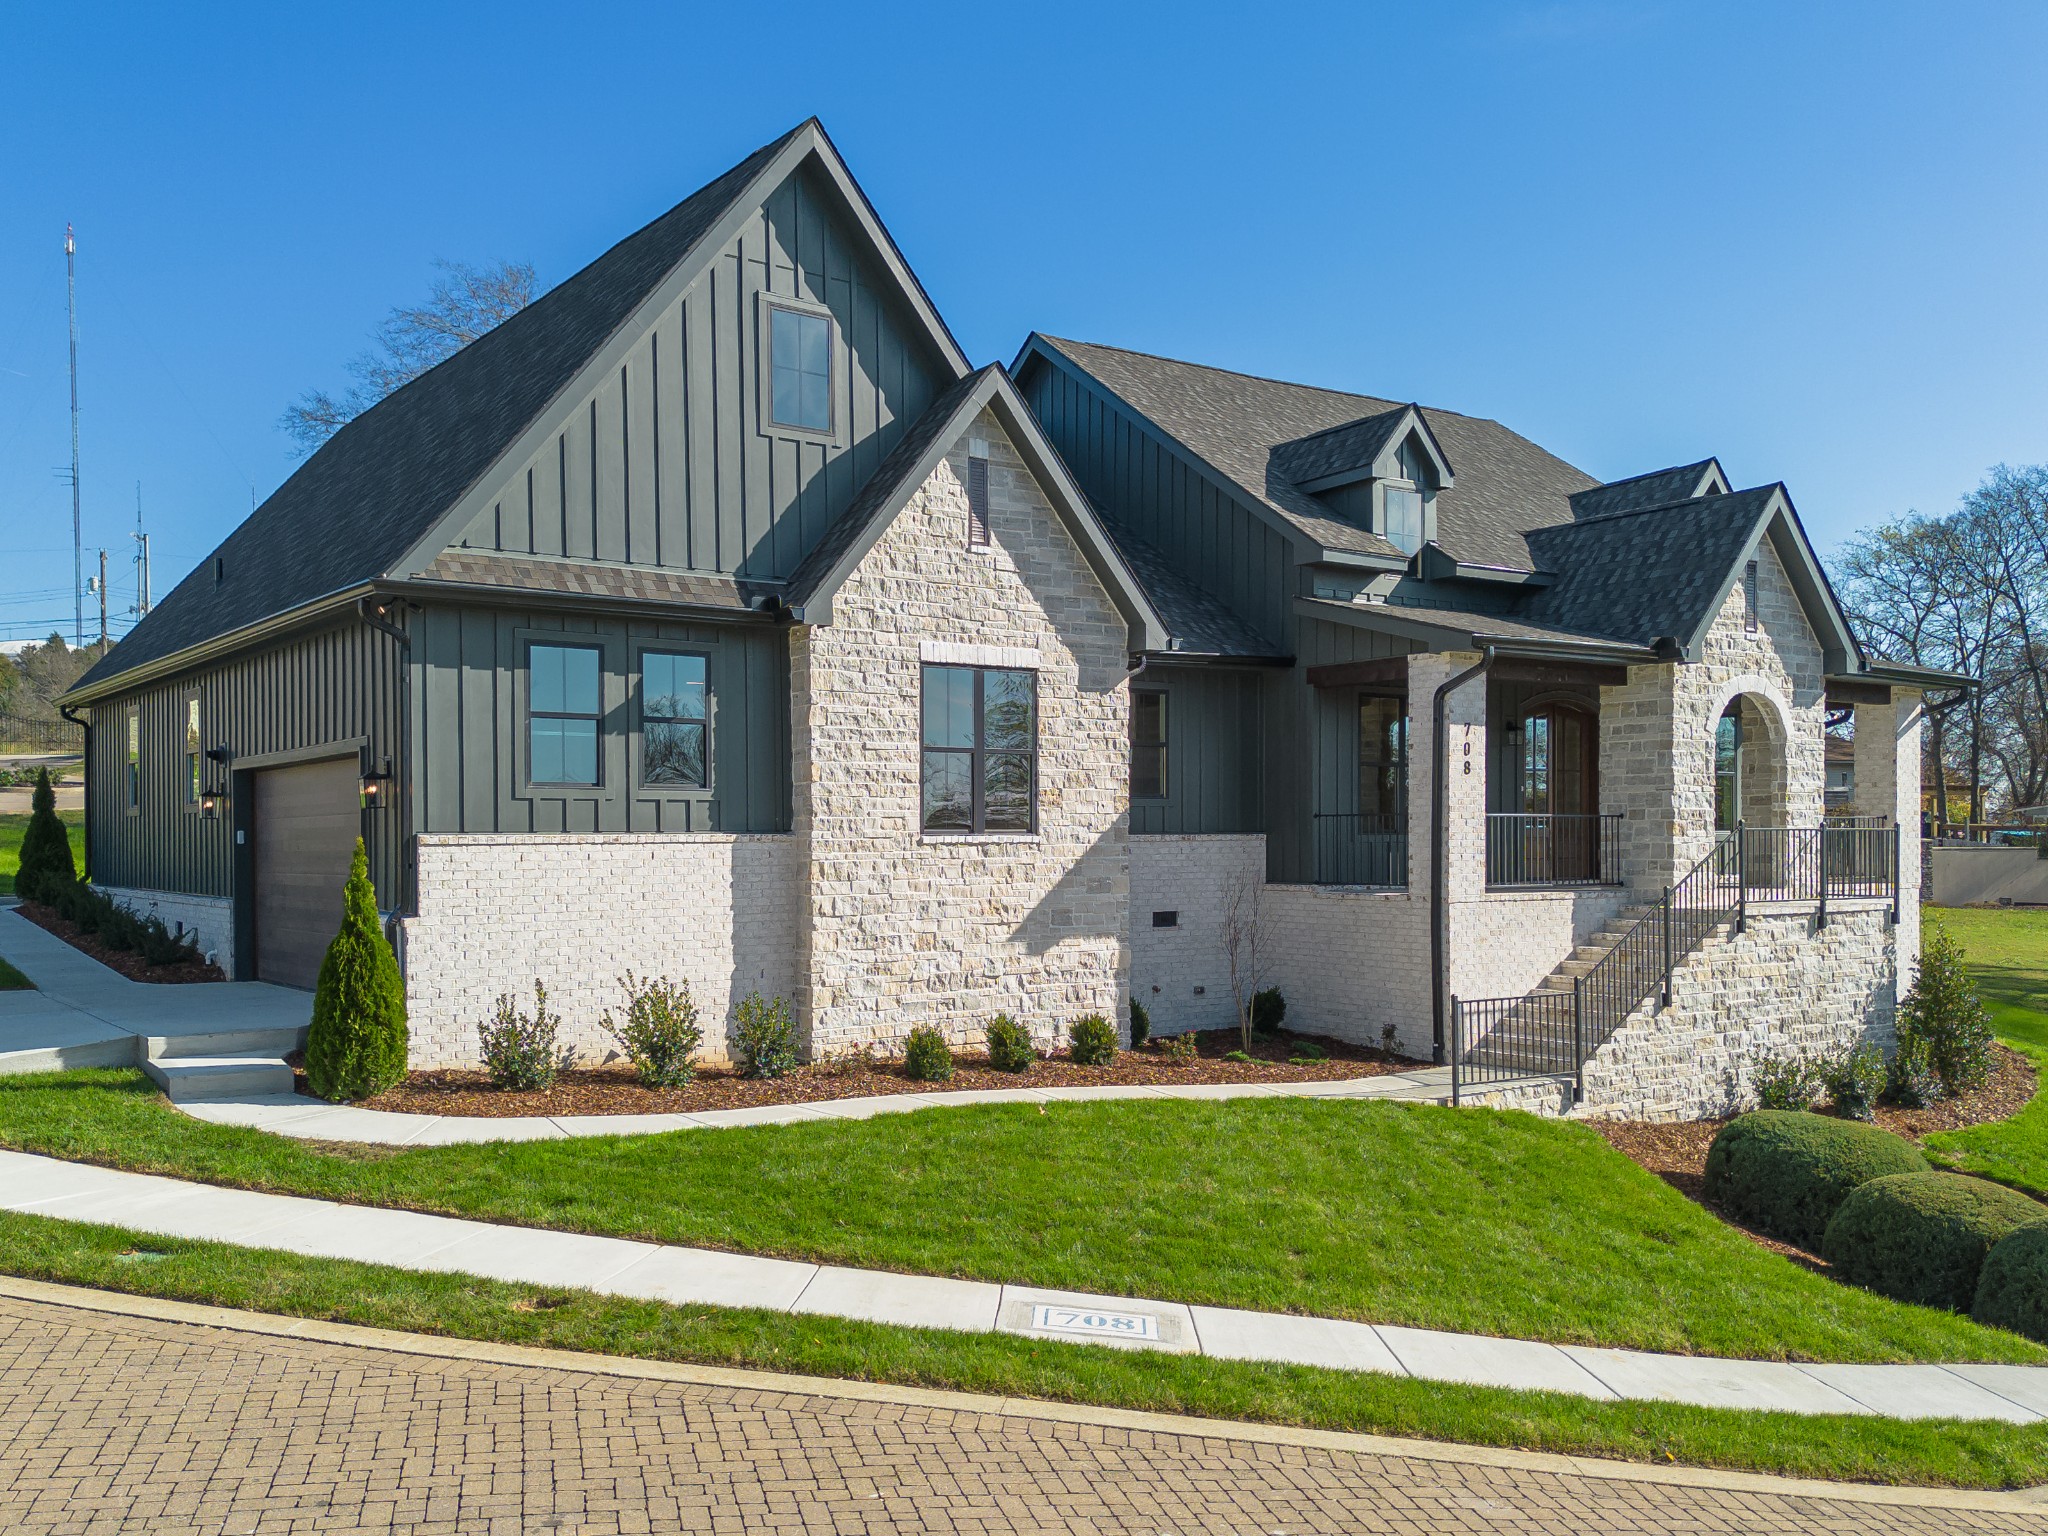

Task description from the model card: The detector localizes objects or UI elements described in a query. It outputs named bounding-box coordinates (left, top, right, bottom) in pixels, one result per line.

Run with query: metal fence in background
left=0, top=716, right=83, bottom=757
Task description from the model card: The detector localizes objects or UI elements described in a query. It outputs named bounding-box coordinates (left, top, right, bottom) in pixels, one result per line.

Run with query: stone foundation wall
left=791, top=408, right=1131, bottom=1058
left=1579, top=901, right=1897, bottom=1121
left=95, top=885, right=234, bottom=974
left=399, top=833, right=799, bottom=1068
left=1129, top=835, right=1267, bottom=1035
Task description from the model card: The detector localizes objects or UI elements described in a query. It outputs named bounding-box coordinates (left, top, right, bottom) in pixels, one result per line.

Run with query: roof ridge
left=1580, top=457, right=1716, bottom=493
left=1038, top=335, right=1509, bottom=432
left=1271, top=402, right=1413, bottom=451
left=1547, top=483, right=1776, bottom=530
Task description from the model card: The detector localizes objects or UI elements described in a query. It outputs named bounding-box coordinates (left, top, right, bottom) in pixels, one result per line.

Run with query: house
left=59, top=122, right=1961, bottom=1118
left=1825, top=734, right=1855, bottom=807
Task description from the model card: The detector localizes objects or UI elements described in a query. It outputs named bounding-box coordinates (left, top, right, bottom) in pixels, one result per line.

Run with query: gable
left=443, top=161, right=952, bottom=585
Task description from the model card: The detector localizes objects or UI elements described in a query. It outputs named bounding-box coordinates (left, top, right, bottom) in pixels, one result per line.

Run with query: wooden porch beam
left=1304, top=657, right=1412, bottom=690
left=1489, top=658, right=1631, bottom=688
left=1825, top=679, right=1894, bottom=707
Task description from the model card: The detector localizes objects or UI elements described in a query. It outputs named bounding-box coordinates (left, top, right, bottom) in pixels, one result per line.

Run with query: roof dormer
left=1269, top=404, right=1453, bottom=556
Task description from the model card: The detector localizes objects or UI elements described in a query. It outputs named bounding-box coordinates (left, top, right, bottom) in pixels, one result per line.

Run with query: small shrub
left=1288, top=1039, right=1328, bottom=1064
left=135, top=913, right=200, bottom=968
left=1751, top=1047, right=1820, bottom=1111
left=478, top=979, right=567, bottom=1092
left=903, top=1025, right=953, bottom=1082
left=12, top=768, right=75, bottom=902
left=305, top=840, right=409, bottom=1101
left=1164, top=1032, right=1199, bottom=1065
left=1250, top=987, right=1286, bottom=1035
left=1128, top=996, right=1151, bottom=1049
left=1702, top=1109, right=1928, bottom=1251
left=600, top=972, right=701, bottom=1088
left=732, top=991, right=800, bottom=1079
left=1821, top=1042, right=1886, bottom=1122
left=1224, top=1049, right=1255, bottom=1063
left=98, top=899, right=143, bottom=953
left=1068, top=1013, right=1117, bottom=1066
left=1822, top=1171, right=2048, bottom=1311
left=985, top=1014, right=1035, bottom=1074
left=1884, top=1030, right=1942, bottom=1109
left=1379, top=1022, right=1399, bottom=1057
left=1974, top=1224, right=2048, bottom=1344
left=1899, top=919, right=1996, bottom=1097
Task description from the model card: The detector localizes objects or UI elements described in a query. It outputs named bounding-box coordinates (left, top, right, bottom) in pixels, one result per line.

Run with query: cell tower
left=133, top=482, right=151, bottom=619
left=66, top=224, right=83, bottom=648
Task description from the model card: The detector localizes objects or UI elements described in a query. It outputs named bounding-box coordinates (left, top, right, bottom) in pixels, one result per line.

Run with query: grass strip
left=0, top=956, right=28, bottom=990
left=1, top=1208, right=2041, bottom=1490
left=1924, top=905, right=2048, bottom=1197
left=0, top=1067, right=2038, bottom=1366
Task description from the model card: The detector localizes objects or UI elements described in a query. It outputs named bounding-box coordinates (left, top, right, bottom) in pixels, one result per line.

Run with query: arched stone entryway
left=1713, top=693, right=1789, bottom=832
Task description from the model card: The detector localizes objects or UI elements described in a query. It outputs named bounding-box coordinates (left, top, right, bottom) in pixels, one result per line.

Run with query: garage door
left=252, top=757, right=362, bottom=989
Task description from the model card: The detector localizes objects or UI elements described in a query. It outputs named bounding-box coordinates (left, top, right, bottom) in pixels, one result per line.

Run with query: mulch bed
left=1590, top=1044, right=2040, bottom=1268
left=298, top=1028, right=1424, bottom=1118
left=14, top=900, right=226, bottom=985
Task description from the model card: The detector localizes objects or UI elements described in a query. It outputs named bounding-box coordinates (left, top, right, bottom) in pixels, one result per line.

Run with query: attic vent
left=966, top=451, right=991, bottom=548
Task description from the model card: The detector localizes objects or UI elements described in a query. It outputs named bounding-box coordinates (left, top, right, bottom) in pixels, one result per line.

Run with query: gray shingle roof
left=1521, top=487, right=1778, bottom=648
left=418, top=552, right=764, bottom=612
left=73, top=124, right=806, bottom=696
left=1306, top=597, right=1655, bottom=653
left=1031, top=338, right=1600, bottom=571
left=1101, top=520, right=1283, bottom=658
left=1568, top=460, right=1724, bottom=520
left=1267, top=407, right=1411, bottom=488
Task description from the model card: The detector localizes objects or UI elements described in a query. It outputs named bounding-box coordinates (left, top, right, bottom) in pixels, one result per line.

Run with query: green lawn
left=0, top=1067, right=2037, bottom=1366
left=1924, top=905, right=2048, bottom=1196
left=0, top=807, right=84, bottom=894
left=5, top=1210, right=2041, bottom=1490
left=0, top=956, right=29, bottom=990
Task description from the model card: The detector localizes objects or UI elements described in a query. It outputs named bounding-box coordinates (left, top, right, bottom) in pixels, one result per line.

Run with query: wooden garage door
left=252, top=757, right=361, bottom=989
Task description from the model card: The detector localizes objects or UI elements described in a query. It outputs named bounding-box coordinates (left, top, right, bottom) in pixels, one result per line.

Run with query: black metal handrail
left=1485, top=812, right=1623, bottom=888
left=1311, top=811, right=1408, bottom=888
left=1452, top=820, right=1901, bottom=1104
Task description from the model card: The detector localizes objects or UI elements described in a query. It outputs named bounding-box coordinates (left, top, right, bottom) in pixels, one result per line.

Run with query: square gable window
left=769, top=304, right=834, bottom=434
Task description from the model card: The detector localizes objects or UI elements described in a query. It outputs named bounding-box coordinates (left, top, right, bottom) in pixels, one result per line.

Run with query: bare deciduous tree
left=1220, top=867, right=1269, bottom=1053
left=281, top=258, right=537, bottom=454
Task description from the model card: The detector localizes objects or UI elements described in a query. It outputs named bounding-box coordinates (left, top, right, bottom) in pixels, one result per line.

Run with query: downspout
left=357, top=597, right=415, bottom=917
left=57, top=703, right=90, bottom=883
left=1430, top=646, right=1495, bottom=1064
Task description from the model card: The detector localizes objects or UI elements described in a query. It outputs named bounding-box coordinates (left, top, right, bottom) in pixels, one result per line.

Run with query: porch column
left=1853, top=690, right=1924, bottom=975
left=1597, top=662, right=1682, bottom=891
left=1406, top=652, right=1489, bottom=905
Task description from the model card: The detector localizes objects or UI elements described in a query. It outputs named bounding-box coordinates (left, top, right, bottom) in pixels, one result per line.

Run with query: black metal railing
left=1452, top=820, right=1901, bottom=1103
left=1311, top=811, right=1408, bottom=887
left=0, top=716, right=82, bottom=757
left=1485, top=813, right=1623, bottom=888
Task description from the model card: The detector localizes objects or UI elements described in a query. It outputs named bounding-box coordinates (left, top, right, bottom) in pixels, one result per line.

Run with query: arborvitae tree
left=303, top=838, right=409, bottom=1101
left=13, top=768, right=76, bottom=902
left=1898, top=918, right=1996, bottom=1097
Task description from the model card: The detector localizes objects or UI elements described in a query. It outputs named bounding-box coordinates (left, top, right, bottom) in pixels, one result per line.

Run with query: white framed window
left=767, top=302, right=834, bottom=435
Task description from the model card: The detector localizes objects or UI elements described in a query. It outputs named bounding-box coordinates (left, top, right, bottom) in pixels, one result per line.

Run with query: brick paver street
left=0, top=1294, right=2038, bottom=1535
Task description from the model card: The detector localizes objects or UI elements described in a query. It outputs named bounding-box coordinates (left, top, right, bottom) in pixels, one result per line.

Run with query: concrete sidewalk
left=0, top=906, right=310, bottom=1074
left=2, top=1147, right=2042, bottom=1424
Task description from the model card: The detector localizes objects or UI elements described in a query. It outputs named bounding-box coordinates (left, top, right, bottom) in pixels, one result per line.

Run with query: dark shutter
left=967, top=454, right=991, bottom=547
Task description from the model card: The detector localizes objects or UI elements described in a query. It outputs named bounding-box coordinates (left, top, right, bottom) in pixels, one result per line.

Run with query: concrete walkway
left=4, top=1147, right=2043, bottom=1424
left=0, top=907, right=310, bottom=1075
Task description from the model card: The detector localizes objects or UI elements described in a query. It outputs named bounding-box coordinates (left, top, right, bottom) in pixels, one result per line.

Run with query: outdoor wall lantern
left=200, top=746, right=232, bottom=819
left=1503, top=717, right=1523, bottom=738
left=360, top=759, right=394, bottom=810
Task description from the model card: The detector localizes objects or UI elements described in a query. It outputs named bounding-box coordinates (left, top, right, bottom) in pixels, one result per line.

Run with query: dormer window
left=1382, top=485, right=1423, bottom=554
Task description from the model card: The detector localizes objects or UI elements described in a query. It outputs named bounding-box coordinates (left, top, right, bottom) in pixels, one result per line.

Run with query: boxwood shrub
left=1068, top=1014, right=1117, bottom=1066
left=1974, top=1223, right=2048, bottom=1344
left=1822, top=1171, right=2048, bottom=1311
left=1701, top=1109, right=1927, bottom=1251
left=902, top=1025, right=953, bottom=1083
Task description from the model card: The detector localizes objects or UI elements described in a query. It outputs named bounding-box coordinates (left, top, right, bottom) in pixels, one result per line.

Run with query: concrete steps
left=141, top=1026, right=304, bottom=1104
left=1535, top=906, right=1653, bottom=991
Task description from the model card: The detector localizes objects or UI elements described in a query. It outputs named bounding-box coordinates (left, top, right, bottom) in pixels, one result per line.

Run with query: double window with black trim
left=525, top=642, right=711, bottom=792
left=921, top=665, right=1037, bottom=834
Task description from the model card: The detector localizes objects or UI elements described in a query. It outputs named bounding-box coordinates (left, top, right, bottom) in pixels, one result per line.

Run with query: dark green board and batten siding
left=453, top=165, right=946, bottom=585
left=411, top=604, right=789, bottom=835
left=1127, top=665, right=1263, bottom=836
left=82, top=617, right=407, bottom=906
left=1019, top=361, right=1294, bottom=648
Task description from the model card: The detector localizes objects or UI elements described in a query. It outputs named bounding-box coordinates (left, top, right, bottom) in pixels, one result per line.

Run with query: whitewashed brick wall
left=1129, top=834, right=1266, bottom=1034
left=96, top=885, right=234, bottom=974
left=791, top=409, right=1130, bottom=1057
left=1450, top=887, right=1635, bottom=1004
left=1262, top=885, right=1432, bottom=1055
left=1580, top=901, right=1897, bottom=1120
left=399, top=833, right=799, bottom=1067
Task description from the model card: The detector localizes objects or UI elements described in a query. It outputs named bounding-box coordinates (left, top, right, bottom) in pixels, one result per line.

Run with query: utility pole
left=66, top=223, right=83, bottom=649
left=88, top=549, right=108, bottom=651
left=132, top=482, right=150, bottom=618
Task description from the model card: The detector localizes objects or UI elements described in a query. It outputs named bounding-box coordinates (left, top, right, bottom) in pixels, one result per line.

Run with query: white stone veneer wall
left=1129, top=835, right=1266, bottom=1034
left=399, top=833, right=799, bottom=1068
left=1580, top=901, right=1897, bottom=1121
left=791, top=409, right=1131, bottom=1057
left=95, top=885, right=233, bottom=974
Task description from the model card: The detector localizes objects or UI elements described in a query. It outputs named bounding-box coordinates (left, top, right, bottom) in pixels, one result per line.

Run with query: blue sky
left=3, top=1, right=2044, bottom=643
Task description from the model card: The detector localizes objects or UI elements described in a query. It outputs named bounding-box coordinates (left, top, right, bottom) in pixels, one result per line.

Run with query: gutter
left=357, top=597, right=416, bottom=918
left=1430, top=646, right=1495, bottom=1064
left=56, top=703, right=89, bottom=883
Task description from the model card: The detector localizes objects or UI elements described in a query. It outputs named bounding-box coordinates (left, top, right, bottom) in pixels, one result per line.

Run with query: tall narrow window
left=125, top=708, right=140, bottom=811
left=1357, top=696, right=1408, bottom=821
left=1131, top=689, right=1168, bottom=800
left=528, top=643, right=602, bottom=787
left=183, top=697, right=202, bottom=805
left=641, top=651, right=708, bottom=789
left=1382, top=486, right=1423, bottom=555
left=1743, top=560, right=1759, bottom=632
left=967, top=452, right=992, bottom=548
left=768, top=305, right=833, bottom=433
left=921, top=665, right=1037, bottom=834
left=1715, top=704, right=1743, bottom=831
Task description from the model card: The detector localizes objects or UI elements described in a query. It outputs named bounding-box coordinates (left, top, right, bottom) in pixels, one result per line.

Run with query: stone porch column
left=1597, top=662, right=1681, bottom=892
left=1852, top=689, right=1924, bottom=977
